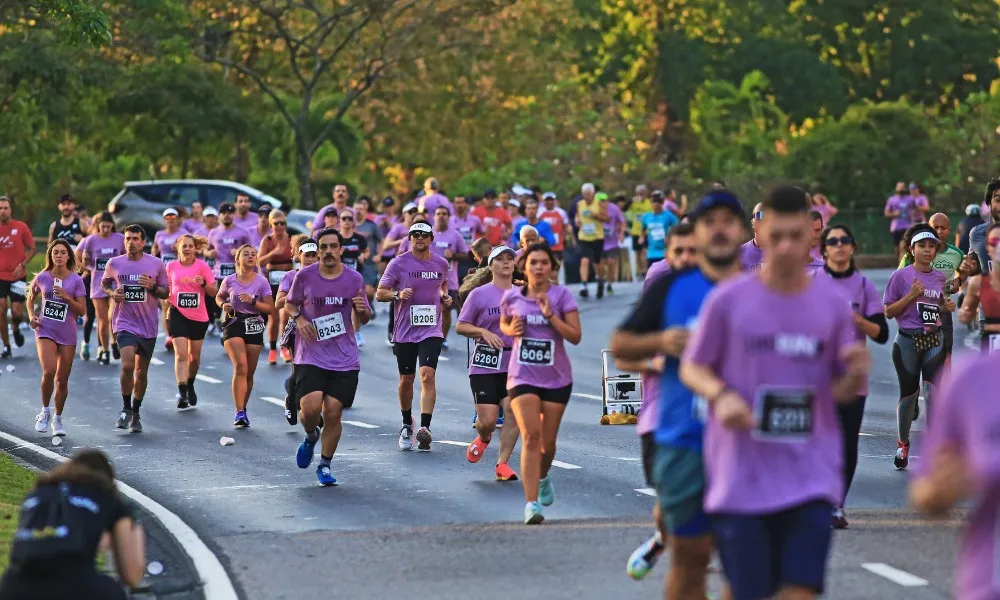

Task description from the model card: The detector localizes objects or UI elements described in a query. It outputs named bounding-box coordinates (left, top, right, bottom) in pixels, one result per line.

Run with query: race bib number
left=410, top=305, right=437, bottom=326
left=518, top=338, right=554, bottom=366
left=244, top=316, right=265, bottom=335
left=95, top=258, right=109, bottom=271
left=10, top=281, right=26, bottom=297
left=649, top=227, right=665, bottom=241
left=42, top=300, right=68, bottom=322
left=471, top=344, right=502, bottom=370
left=916, top=302, right=940, bottom=326
left=754, top=387, right=814, bottom=441
left=123, top=285, right=146, bottom=303
left=581, top=223, right=596, bottom=236
left=219, top=263, right=236, bottom=277
left=312, top=312, right=346, bottom=341
left=268, top=270, right=288, bottom=286
left=989, top=334, right=1000, bottom=355
left=343, top=258, right=357, bottom=271
left=177, top=292, right=200, bottom=309
left=162, top=254, right=177, bottom=265
left=459, top=228, right=473, bottom=243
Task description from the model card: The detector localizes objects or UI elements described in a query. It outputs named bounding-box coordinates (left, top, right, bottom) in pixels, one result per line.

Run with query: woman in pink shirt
left=166, top=234, right=217, bottom=410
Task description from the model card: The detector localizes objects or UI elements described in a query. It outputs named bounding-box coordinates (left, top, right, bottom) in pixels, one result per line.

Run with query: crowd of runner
left=0, top=175, right=998, bottom=598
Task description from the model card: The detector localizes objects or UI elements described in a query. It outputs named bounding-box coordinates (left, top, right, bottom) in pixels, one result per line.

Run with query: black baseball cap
left=484, top=188, right=497, bottom=199
left=382, top=197, right=394, bottom=207
left=257, top=204, right=272, bottom=216
left=58, top=193, right=74, bottom=205
left=692, top=190, right=746, bottom=222
left=219, top=203, right=236, bottom=213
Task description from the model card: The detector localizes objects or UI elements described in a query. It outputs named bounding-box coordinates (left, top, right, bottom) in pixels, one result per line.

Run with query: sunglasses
left=410, top=232, right=431, bottom=239
left=340, top=216, right=354, bottom=222
left=824, top=235, right=853, bottom=247
left=272, top=221, right=287, bottom=226
left=752, top=211, right=763, bottom=220
left=989, top=238, right=1000, bottom=248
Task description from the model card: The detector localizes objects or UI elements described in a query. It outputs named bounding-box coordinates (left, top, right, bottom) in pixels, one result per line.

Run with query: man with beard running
left=102, top=225, right=169, bottom=433
left=48, top=194, right=90, bottom=358
left=376, top=222, right=452, bottom=451
left=337, top=208, right=369, bottom=347
left=287, top=228, right=372, bottom=486
left=0, top=196, right=35, bottom=359
left=207, top=203, right=252, bottom=328
left=232, top=193, right=258, bottom=233
left=610, top=191, right=745, bottom=596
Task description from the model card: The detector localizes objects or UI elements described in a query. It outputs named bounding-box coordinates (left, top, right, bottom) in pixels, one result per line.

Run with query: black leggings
left=81, top=273, right=95, bottom=344
left=836, top=395, right=866, bottom=504
left=891, top=334, right=945, bottom=444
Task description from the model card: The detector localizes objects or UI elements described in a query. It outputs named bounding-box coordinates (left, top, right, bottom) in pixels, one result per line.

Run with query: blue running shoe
left=297, top=435, right=317, bottom=469
left=524, top=501, right=544, bottom=525
left=626, top=533, right=664, bottom=580
left=234, top=410, right=250, bottom=428
left=472, top=412, right=477, bottom=429
left=496, top=414, right=504, bottom=428
left=538, top=477, right=555, bottom=506
left=316, top=465, right=337, bottom=486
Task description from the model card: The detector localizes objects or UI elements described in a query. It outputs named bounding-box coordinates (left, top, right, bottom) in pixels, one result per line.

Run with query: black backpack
left=10, top=483, right=89, bottom=563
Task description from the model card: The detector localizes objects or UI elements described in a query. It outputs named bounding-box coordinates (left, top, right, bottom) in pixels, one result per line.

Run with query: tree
left=193, top=0, right=511, bottom=208
left=1, top=0, right=110, bottom=46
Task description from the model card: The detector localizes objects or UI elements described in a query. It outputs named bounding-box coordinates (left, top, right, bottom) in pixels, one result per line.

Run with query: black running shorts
left=294, top=364, right=360, bottom=408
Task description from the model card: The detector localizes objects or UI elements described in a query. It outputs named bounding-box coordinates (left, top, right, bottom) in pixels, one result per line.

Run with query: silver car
left=107, top=179, right=316, bottom=238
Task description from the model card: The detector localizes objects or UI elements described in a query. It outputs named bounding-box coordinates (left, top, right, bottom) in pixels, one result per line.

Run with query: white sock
left=42, top=406, right=51, bottom=415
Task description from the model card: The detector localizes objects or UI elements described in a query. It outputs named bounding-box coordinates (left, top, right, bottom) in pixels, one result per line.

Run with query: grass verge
left=0, top=454, right=36, bottom=573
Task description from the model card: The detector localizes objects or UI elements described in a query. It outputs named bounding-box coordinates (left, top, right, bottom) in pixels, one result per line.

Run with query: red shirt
left=0, top=219, right=34, bottom=281
left=471, top=205, right=511, bottom=246
left=539, top=209, right=567, bottom=251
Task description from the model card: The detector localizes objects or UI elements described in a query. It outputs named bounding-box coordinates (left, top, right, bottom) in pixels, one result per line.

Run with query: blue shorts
left=653, top=445, right=710, bottom=537
left=711, top=500, right=833, bottom=599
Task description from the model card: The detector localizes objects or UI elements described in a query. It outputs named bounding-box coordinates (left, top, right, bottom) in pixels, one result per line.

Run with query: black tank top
left=52, top=218, right=81, bottom=244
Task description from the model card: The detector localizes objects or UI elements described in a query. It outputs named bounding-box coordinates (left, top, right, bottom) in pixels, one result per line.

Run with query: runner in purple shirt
left=101, top=225, right=170, bottom=434
left=275, top=236, right=319, bottom=425
left=815, top=223, right=889, bottom=529
left=287, top=228, right=372, bottom=487
left=600, top=195, right=627, bottom=294
left=376, top=222, right=453, bottom=452
left=680, top=186, right=870, bottom=600
left=180, top=201, right=206, bottom=234
left=740, top=203, right=765, bottom=271
left=884, top=181, right=925, bottom=261
left=76, top=214, right=124, bottom=365
left=26, top=240, right=87, bottom=438
left=456, top=246, right=522, bottom=482
left=207, top=203, right=251, bottom=281
left=500, top=243, right=582, bottom=524
left=232, top=192, right=258, bottom=232
left=217, top=244, right=274, bottom=429
left=380, top=203, right=418, bottom=262
left=246, top=204, right=272, bottom=250
left=152, top=208, right=185, bottom=351
left=910, top=353, right=1000, bottom=600
left=883, top=223, right=955, bottom=471
left=416, top=177, right=453, bottom=216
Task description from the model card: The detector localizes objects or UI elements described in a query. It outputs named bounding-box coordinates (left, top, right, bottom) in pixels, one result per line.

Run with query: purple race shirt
left=278, top=269, right=297, bottom=295
left=684, top=273, right=855, bottom=514
left=181, top=219, right=208, bottom=235
left=637, top=261, right=672, bottom=435
left=153, top=229, right=184, bottom=265
left=32, top=271, right=85, bottom=346
left=219, top=273, right=271, bottom=315
left=458, top=283, right=514, bottom=375
left=603, top=203, right=626, bottom=251
left=918, top=353, right=1000, bottom=600
left=399, top=228, right=469, bottom=290
left=815, top=268, right=882, bottom=395
left=232, top=211, right=258, bottom=233
left=418, top=193, right=453, bottom=217
left=380, top=252, right=450, bottom=343
left=102, top=253, right=169, bottom=339
left=806, top=254, right=825, bottom=277
left=885, top=194, right=920, bottom=232
left=741, top=240, right=764, bottom=271
left=381, top=223, right=408, bottom=259
left=78, top=233, right=124, bottom=299
left=208, top=226, right=251, bottom=279
left=286, top=263, right=370, bottom=371
left=451, top=213, right=485, bottom=246
left=882, top=265, right=947, bottom=331
left=246, top=225, right=270, bottom=251
left=501, top=285, right=579, bottom=390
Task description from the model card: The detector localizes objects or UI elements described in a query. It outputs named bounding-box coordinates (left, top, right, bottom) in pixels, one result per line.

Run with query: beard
left=705, top=247, right=740, bottom=268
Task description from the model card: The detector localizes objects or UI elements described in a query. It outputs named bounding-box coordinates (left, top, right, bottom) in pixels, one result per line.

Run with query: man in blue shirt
left=511, top=197, right=556, bottom=247
left=610, top=190, right=746, bottom=600
left=641, top=194, right=680, bottom=264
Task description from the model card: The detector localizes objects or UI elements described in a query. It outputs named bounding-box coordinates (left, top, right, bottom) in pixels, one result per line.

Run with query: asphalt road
left=0, top=269, right=970, bottom=599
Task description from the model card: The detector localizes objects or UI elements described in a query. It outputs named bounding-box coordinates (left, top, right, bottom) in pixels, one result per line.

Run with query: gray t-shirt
left=355, top=219, right=382, bottom=256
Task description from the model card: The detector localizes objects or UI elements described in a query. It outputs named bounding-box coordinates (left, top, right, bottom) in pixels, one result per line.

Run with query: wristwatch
left=393, top=290, right=400, bottom=300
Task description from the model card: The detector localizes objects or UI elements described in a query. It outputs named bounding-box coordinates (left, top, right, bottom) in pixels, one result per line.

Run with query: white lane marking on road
left=572, top=392, right=603, bottom=401
left=858, top=433, right=875, bottom=437
left=634, top=488, right=656, bottom=497
left=196, top=374, right=222, bottom=384
left=438, top=356, right=450, bottom=361
left=149, top=357, right=165, bottom=366
left=260, top=396, right=284, bottom=407
left=861, top=563, right=928, bottom=587
left=436, top=440, right=469, bottom=447
left=343, top=420, right=378, bottom=429
left=551, top=460, right=582, bottom=470
left=615, top=457, right=641, bottom=461
left=0, top=430, right=238, bottom=600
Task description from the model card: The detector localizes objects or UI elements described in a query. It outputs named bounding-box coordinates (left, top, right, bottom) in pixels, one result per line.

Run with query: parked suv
left=108, top=180, right=316, bottom=238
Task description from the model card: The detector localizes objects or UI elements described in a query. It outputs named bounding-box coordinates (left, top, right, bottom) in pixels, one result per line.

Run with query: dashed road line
left=343, top=420, right=378, bottom=429
left=260, top=396, right=284, bottom=408
left=861, top=563, right=928, bottom=587
left=149, top=357, right=165, bottom=366
left=196, top=374, right=222, bottom=384
left=436, top=440, right=469, bottom=447
left=572, top=392, right=602, bottom=401
left=551, top=460, right=582, bottom=470
left=634, top=488, right=656, bottom=497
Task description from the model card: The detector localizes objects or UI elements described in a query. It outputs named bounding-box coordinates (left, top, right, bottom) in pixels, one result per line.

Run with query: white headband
left=910, top=231, right=939, bottom=247
left=299, top=243, right=317, bottom=253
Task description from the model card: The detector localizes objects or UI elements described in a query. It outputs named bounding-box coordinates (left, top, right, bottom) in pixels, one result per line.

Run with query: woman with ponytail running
left=166, top=234, right=217, bottom=409
left=76, top=212, right=124, bottom=365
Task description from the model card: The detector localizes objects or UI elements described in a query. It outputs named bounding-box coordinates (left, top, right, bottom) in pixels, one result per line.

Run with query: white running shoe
left=355, top=332, right=365, bottom=347
left=51, top=415, right=66, bottom=437
left=398, top=425, right=414, bottom=450
left=34, top=410, right=50, bottom=433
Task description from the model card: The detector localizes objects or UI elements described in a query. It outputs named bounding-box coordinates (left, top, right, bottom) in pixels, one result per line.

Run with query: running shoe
left=596, top=280, right=605, bottom=300
left=1, top=346, right=10, bottom=359
left=579, top=287, right=589, bottom=299
left=51, top=415, right=66, bottom=437
left=398, top=425, right=414, bottom=450
left=80, top=344, right=90, bottom=361
left=34, top=410, right=50, bottom=433
left=128, top=413, right=142, bottom=433
left=111, top=343, right=120, bottom=360
left=97, top=350, right=110, bottom=365
left=894, top=440, right=910, bottom=470
left=415, top=426, right=432, bottom=451
left=355, top=332, right=365, bottom=347
left=524, top=501, right=544, bottom=525
left=12, top=327, right=24, bottom=348
left=607, top=283, right=614, bottom=295
left=466, top=435, right=491, bottom=463
left=284, top=394, right=297, bottom=426
left=115, top=408, right=132, bottom=430
left=441, top=340, right=449, bottom=351
left=267, top=349, right=277, bottom=365
left=496, top=413, right=504, bottom=428
left=316, top=465, right=337, bottom=487
left=626, top=534, right=664, bottom=580
left=538, top=477, right=555, bottom=506
left=832, top=506, right=849, bottom=530
left=495, top=463, right=518, bottom=481
left=234, top=410, right=250, bottom=428
left=297, top=435, right=317, bottom=468
left=187, top=387, right=198, bottom=407
left=165, top=337, right=174, bottom=353
left=280, top=347, right=292, bottom=363
left=176, top=393, right=189, bottom=410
